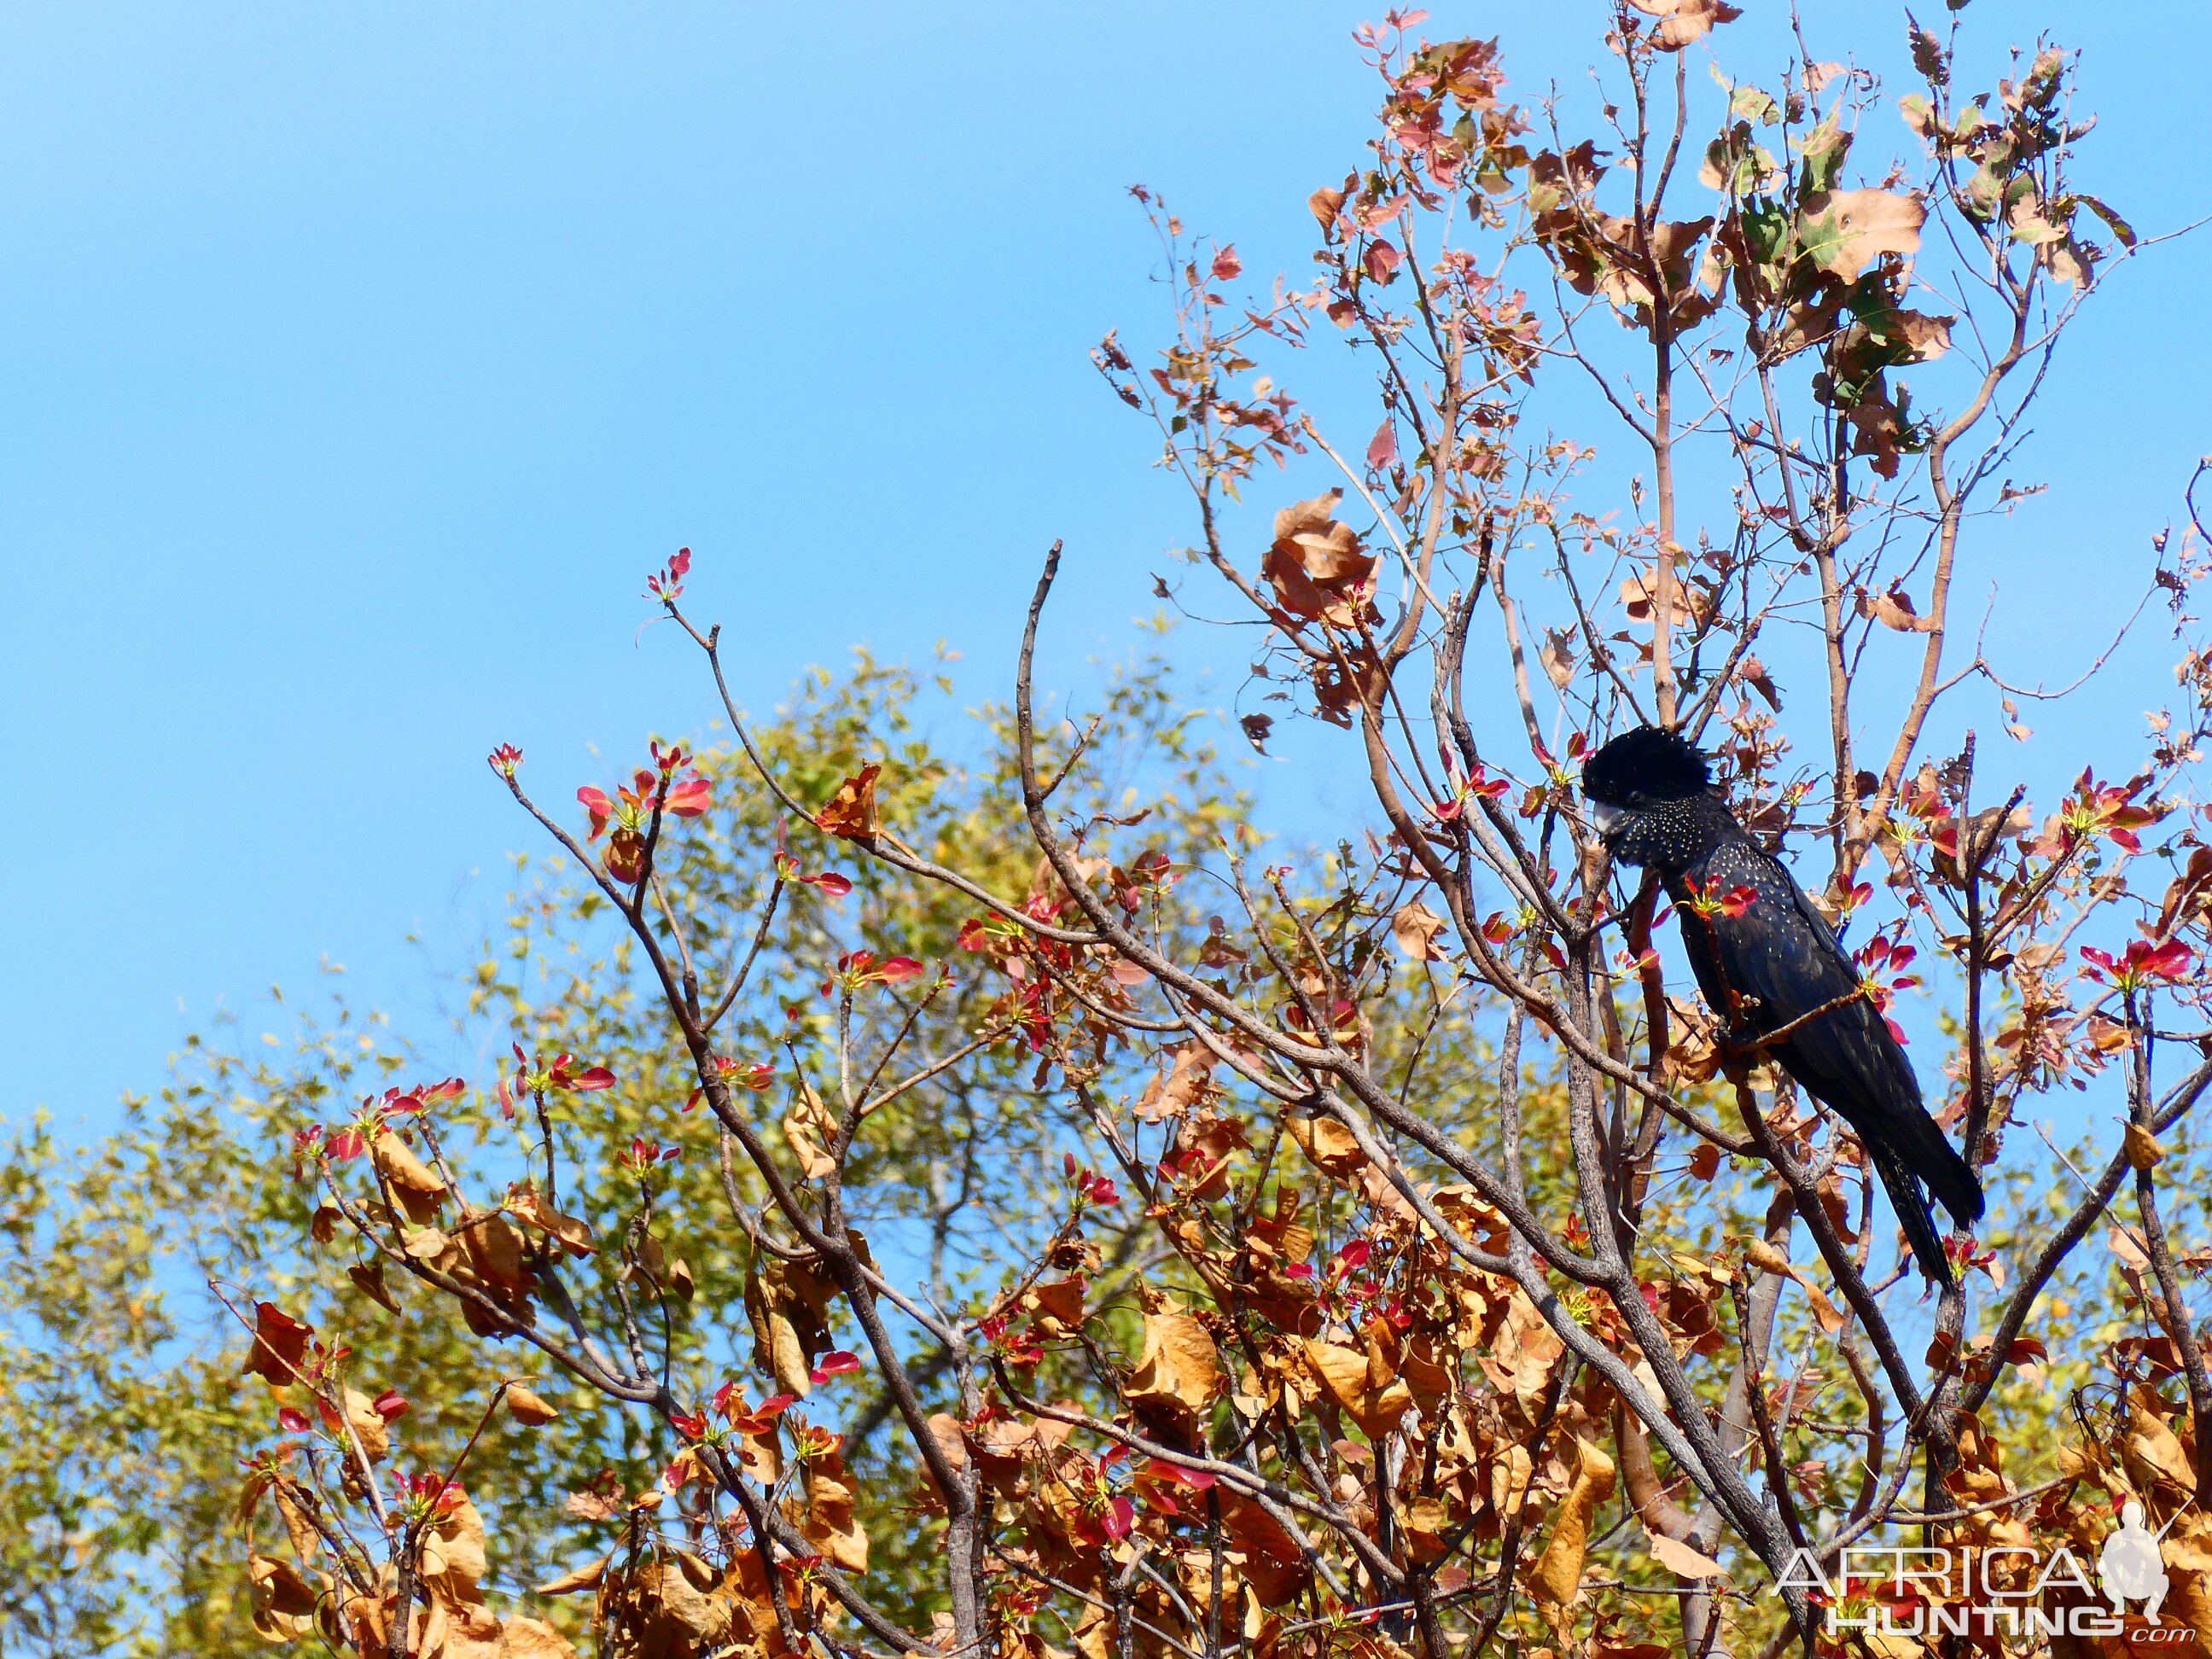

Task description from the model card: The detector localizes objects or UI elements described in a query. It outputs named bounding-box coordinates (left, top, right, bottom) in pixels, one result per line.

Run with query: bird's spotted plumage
left=1582, top=725, right=1984, bottom=1284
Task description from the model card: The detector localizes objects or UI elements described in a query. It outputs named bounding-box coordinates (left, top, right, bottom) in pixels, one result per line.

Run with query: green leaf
left=2075, top=192, right=2139, bottom=250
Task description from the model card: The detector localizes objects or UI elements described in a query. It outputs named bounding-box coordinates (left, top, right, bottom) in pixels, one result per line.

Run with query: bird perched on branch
left=1580, top=725, right=1983, bottom=1284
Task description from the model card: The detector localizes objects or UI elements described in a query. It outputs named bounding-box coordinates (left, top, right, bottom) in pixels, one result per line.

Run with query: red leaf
left=278, top=1406, right=311, bottom=1434
left=876, top=957, right=925, bottom=984
left=1211, top=245, right=1243, bottom=281
left=1365, top=419, right=1397, bottom=471
left=1144, top=1458, right=1217, bottom=1490
left=576, top=786, right=614, bottom=837
left=242, top=1303, right=313, bottom=1386
left=372, top=1389, right=410, bottom=1421
left=572, top=1066, right=616, bottom=1091
left=662, top=775, right=713, bottom=818
left=1103, top=1494, right=1137, bottom=1540
left=802, top=870, right=853, bottom=897
left=813, top=1351, right=863, bottom=1377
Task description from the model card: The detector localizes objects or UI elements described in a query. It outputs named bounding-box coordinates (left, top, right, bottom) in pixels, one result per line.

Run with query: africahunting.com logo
left=1769, top=1383, right=2209, bottom=1650
left=1775, top=1507, right=2194, bottom=1644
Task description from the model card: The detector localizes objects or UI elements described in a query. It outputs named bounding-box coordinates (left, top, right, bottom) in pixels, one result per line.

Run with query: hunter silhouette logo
left=2099, top=1500, right=2173, bottom=1621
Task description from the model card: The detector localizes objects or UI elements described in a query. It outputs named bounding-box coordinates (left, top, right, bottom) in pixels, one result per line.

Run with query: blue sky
left=2, top=2, right=2203, bottom=1134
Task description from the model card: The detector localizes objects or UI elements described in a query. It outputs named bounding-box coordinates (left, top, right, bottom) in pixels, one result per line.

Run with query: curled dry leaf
left=1528, top=1435, right=1617, bottom=1631
left=1124, top=1305, right=1223, bottom=1428
left=1136, top=1042, right=1216, bottom=1123
left=505, top=1382, right=562, bottom=1425
left=1625, top=0, right=1743, bottom=49
left=1390, top=899, right=1451, bottom=961
left=1301, top=1336, right=1413, bottom=1438
left=1645, top=1528, right=1729, bottom=1581
left=1260, top=491, right=1376, bottom=628
left=815, top=764, right=882, bottom=841
left=2125, top=1122, right=2165, bottom=1171
left=783, top=1080, right=841, bottom=1179
left=241, top=1301, right=312, bottom=1386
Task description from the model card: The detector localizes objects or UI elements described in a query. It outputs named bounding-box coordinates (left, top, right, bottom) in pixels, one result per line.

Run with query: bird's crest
left=1581, top=725, right=1712, bottom=806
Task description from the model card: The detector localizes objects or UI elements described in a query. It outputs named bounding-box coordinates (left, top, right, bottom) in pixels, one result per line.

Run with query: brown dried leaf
left=1528, top=1436, right=1617, bottom=1630
left=240, top=1301, right=312, bottom=1386
left=536, top=1553, right=610, bottom=1595
left=1625, top=0, right=1743, bottom=49
left=1799, top=189, right=1925, bottom=279
left=815, top=765, right=882, bottom=841
left=1261, top=491, right=1376, bottom=627
left=1126, top=1308, right=1223, bottom=1426
left=1645, top=1529, right=1729, bottom=1581
left=1390, top=899, right=1451, bottom=962
left=506, top=1383, right=562, bottom=1425
left=2126, top=1123, right=2165, bottom=1171
left=1301, top=1338, right=1413, bottom=1438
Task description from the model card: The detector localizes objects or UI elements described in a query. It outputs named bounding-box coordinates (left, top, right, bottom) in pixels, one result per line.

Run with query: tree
left=11, top=4, right=2212, bottom=1656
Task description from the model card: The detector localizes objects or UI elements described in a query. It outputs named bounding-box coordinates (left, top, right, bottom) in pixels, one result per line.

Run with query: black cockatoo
left=1580, top=725, right=1983, bottom=1284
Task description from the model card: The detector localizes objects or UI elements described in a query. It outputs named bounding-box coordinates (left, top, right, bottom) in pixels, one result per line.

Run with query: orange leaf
left=1528, top=1435, right=1616, bottom=1632
left=815, top=765, right=882, bottom=840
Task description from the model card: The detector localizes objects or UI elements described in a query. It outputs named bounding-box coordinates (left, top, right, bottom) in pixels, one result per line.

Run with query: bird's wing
left=1692, top=838, right=1982, bottom=1230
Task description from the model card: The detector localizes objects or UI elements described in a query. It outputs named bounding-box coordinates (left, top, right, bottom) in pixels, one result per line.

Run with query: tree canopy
left=10, top=6, right=2212, bottom=1658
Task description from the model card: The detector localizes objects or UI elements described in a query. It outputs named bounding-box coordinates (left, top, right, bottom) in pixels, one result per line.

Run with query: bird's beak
left=1586, top=799, right=1622, bottom=839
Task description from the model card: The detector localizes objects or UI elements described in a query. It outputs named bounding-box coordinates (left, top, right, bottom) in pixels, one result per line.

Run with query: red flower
left=620, top=1138, right=681, bottom=1173
left=320, top=1080, right=465, bottom=1163
left=821, top=952, right=928, bottom=997
left=512, top=1046, right=617, bottom=1097
left=2081, top=937, right=2195, bottom=992
left=1062, top=1154, right=1121, bottom=1208
left=687, top=1054, right=776, bottom=1111
left=1682, top=878, right=1757, bottom=919
left=577, top=754, right=715, bottom=883
left=2059, top=769, right=2161, bottom=854
left=646, top=546, right=691, bottom=602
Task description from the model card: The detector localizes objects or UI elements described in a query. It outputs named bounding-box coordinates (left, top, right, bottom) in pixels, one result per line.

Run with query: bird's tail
left=1887, top=1103, right=1986, bottom=1230
left=1866, top=1137, right=1953, bottom=1284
